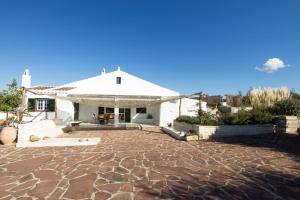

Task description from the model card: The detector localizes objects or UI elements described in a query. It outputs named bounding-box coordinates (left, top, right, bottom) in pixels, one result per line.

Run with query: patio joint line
left=186, top=142, right=284, bottom=200
left=0, top=147, right=24, bottom=159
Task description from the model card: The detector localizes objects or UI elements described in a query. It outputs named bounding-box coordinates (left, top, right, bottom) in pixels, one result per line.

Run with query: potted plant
left=0, top=116, right=18, bottom=145
left=185, top=130, right=199, bottom=141
left=0, top=79, right=22, bottom=145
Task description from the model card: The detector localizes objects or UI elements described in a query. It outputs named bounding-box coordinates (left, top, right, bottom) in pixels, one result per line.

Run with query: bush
left=176, top=111, right=218, bottom=126
left=249, top=87, right=290, bottom=107
left=198, top=110, right=218, bottom=125
left=219, top=111, right=251, bottom=125
left=219, top=107, right=274, bottom=125
left=176, top=115, right=200, bottom=125
left=270, top=99, right=300, bottom=117
left=250, top=107, right=274, bottom=124
left=177, top=107, right=275, bottom=126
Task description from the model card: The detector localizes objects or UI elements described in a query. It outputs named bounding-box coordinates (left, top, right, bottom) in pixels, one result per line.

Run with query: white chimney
left=101, top=68, right=106, bottom=75
left=117, top=66, right=121, bottom=71
left=21, top=69, right=31, bottom=88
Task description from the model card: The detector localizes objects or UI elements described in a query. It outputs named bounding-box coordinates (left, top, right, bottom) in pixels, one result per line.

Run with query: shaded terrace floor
left=0, top=128, right=299, bottom=200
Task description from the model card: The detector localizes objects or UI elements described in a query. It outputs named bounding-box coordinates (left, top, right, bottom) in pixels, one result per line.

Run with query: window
left=36, top=99, right=48, bottom=111
left=136, top=107, right=146, bottom=114
left=28, top=98, right=55, bottom=111
left=116, top=77, right=121, bottom=84
left=98, top=107, right=105, bottom=114
left=106, top=107, right=114, bottom=113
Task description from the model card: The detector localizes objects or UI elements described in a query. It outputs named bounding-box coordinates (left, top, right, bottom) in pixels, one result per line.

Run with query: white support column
left=114, top=107, right=119, bottom=126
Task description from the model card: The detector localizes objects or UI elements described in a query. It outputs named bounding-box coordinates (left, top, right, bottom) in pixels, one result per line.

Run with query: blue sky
left=0, top=0, right=299, bottom=95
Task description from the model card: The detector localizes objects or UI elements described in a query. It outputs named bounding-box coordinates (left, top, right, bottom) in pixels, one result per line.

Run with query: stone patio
left=0, top=127, right=299, bottom=200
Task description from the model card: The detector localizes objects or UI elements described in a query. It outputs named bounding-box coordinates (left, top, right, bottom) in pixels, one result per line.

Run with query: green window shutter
left=28, top=98, right=36, bottom=112
left=47, top=99, right=55, bottom=112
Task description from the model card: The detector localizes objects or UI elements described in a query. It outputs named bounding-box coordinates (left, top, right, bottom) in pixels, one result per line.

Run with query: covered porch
left=57, top=94, right=178, bottom=126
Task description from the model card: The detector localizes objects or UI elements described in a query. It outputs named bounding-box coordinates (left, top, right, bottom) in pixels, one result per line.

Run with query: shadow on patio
left=207, top=133, right=300, bottom=158
left=135, top=167, right=300, bottom=200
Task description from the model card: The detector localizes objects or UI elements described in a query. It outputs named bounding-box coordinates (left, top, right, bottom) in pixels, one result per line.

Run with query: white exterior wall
left=0, top=112, right=13, bottom=120
left=78, top=104, right=98, bottom=123
left=56, top=99, right=74, bottom=123
left=180, top=98, right=205, bottom=116
left=23, top=112, right=55, bottom=122
left=159, top=100, right=180, bottom=127
left=131, top=104, right=160, bottom=125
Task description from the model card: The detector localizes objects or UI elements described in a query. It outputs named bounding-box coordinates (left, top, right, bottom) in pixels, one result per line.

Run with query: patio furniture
left=98, top=114, right=105, bottom=124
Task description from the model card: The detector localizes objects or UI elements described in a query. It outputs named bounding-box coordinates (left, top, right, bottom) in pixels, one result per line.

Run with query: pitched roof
left=58, top=69, right=179, bottom=97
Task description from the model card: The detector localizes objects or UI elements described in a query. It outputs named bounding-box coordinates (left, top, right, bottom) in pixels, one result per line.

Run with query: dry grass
left=249, top=87, right=290, bottom=106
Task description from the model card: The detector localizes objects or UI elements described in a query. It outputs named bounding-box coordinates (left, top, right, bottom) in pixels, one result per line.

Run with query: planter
left=277, top=116, right=298, bottom=134
left=185, top=135, right=199, bottom=141
left=174, top=120, right=274, bottom=139
left=0, top=127, right=17, bottom=145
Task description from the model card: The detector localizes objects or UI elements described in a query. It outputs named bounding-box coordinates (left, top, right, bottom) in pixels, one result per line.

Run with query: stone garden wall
left=174, top=120, right=274, bottom=139
left=277, top=116, right=298, bottom=134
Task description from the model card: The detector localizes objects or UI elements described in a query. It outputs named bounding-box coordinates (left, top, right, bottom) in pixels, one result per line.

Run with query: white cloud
left=255, top=58, right=289, bottom=73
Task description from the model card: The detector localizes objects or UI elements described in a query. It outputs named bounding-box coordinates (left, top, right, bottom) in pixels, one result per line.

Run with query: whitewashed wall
left=23, top=112, right=55, bottom=122
left=131, top=105, right=160, bottom=125
left=159, top=100, right=180, bottom=126
left=57, top=99, right=74, bottom=123
left=180, top=98, right=206, bottom=116
left=0, top=112, right=13, bottom=120
left=78, top=104, right=98, bottom=123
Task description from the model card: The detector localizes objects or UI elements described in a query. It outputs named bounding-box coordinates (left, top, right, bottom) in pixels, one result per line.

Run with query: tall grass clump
left=249, top=87, right=290, bottom=107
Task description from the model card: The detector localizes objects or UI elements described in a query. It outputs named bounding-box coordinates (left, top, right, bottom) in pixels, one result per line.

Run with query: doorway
left=119, top=108, right=131, bottom=123
left=74, top=103, right=79, bottom=120
left=125, top=108, right=131, bottom=123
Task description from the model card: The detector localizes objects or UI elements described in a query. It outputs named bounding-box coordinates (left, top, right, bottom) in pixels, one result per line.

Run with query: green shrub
left=219, top=111, right=251, bottom=125
left=177, top=107, right=275, bottom=126
left=176, top=115, right=200, bottom=124
left=219, top=107, right=273, bottom=125
left=250, top=107, right=274, bottom=124
left=270, top=99, right=300, bottom=117
left=176, top=111, right=218, bottom=126
left=198, top=110, right=218, bottom=125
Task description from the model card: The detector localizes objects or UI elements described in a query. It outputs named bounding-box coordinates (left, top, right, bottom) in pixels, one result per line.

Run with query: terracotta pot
left=0, top=127, right=17, bottom=145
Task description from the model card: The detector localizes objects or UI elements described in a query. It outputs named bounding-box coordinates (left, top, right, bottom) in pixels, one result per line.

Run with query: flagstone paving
left=0, top=128, right=299, bottom=200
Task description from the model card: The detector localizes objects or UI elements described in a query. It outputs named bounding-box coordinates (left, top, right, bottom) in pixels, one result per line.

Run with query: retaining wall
left=174, top=120, right=274, bottom=139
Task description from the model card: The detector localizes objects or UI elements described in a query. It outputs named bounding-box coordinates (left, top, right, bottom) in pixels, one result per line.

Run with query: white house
left=22, top=68, right=201, bottom=126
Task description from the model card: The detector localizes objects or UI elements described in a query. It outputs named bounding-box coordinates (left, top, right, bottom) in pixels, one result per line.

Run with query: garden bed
left=174, top=120, right=274, bottom=139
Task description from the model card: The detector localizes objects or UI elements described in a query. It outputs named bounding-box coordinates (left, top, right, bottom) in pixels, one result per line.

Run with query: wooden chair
left=98, top=114, right=105, bottom=124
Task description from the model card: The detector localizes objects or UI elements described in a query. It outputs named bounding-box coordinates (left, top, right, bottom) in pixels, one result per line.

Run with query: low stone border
left=174, top=120, right=275, bottom=139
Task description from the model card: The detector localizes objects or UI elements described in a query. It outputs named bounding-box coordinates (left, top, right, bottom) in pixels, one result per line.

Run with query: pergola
left=55, top=94, right=180, bottom=108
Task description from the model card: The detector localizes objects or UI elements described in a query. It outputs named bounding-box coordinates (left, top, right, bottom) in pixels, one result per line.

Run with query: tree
left=0, top=79, right=22, bottom=120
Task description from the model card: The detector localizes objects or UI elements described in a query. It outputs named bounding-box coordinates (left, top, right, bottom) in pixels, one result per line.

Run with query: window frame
left=136, top=107, right=147, bottom=114
left=116, top=77, right=121, bottom=84
left=35, top=99, right=48, bottom=111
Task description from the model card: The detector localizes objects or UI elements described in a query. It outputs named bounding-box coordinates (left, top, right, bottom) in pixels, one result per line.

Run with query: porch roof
left=56, top=94, right=179, bottom=107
